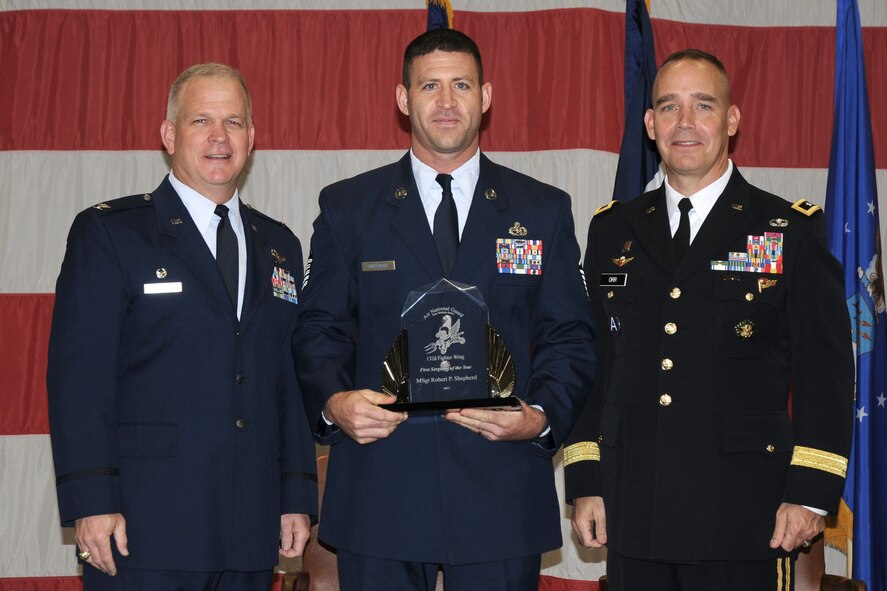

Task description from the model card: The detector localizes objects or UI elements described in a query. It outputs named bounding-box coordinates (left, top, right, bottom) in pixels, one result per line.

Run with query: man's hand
left=571, top=496, right=608, bottom=548
left=325, top=389, right=407, bottom=444
left=74, top=513, right=129, bottom=575
left=279, top=513, right=311, bottom=558
left=443, top=399, right=547, bottom=441
left=769, top=503, right=824, bottom=551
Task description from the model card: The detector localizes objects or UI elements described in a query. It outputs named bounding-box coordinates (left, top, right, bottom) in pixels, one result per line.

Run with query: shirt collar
left=168, top=171, right=242, bottom=234
left=664, top=160, right=733, bottom=222
left=409, top=148, right=481, bottom=200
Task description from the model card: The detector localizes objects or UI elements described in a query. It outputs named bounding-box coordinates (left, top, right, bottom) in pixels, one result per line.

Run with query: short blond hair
left=166, top=63, right=252, bottom=124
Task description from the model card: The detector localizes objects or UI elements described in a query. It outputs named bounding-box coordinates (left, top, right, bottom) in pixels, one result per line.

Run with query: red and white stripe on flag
left=2, top=1, right=886, bottom=589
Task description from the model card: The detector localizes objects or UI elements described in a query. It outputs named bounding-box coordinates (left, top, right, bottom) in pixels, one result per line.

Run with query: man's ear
left=396, top=84, right=410, bottom=117
left=161, top=120, right=176, bottom=155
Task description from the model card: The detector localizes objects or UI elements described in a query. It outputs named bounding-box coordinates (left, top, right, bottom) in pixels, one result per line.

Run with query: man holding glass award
left=294, top=28, right=595, bottom=590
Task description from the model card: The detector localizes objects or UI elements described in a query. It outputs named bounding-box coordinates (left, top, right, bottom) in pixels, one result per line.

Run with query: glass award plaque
left=380, top=278, right=519, bottom=412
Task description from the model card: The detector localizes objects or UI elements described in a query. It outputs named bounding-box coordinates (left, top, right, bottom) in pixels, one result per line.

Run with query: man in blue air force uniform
left=294, top=29, right=595, bottom=591
left=47, top=63, right=316, bottom=591
left=564, top=49, right=854, bottom=591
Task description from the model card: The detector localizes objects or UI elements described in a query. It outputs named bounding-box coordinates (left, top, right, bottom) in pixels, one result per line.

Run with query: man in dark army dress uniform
left=564, top=49, right=854, bottom=591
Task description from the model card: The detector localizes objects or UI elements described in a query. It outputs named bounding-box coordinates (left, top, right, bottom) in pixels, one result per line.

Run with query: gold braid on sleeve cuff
left=790, top=446, right=848, bottom=478
left=564, top=441, right=600, bottom=466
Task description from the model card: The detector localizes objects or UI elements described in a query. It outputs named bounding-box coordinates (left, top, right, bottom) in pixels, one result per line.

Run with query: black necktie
left=433, top=173, right=459, bottom=276
left=673, top=198, right=693, bottom=263
left=214, top=204, right=239, bottom=307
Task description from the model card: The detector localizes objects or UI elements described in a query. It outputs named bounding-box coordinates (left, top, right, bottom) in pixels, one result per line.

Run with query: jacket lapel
left=674, top=169, right=760, bottom=283
left=387, top=153, right=445, bottom=279
left=452, top=153, right=510, bottom=282
left=238, top=204, right=271, bottom=332
left=626, top=188, right=675, bottom=274
left=153, top=177, right=236, bottom=319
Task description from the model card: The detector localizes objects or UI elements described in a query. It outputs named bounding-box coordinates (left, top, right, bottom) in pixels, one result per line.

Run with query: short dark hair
left=402, top=28, right=483, bottom=88
left=656, top=48, right=731, bottom=100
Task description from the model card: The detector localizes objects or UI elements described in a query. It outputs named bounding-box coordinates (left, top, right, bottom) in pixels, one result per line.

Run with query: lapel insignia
left=508, top=222, right=528, bottom=237
left=156, top=268, right=168, bottom=279
left=791, top=199, right=822, bottom=216
left=484, top=188, right=497, bottom=200
left=496, top=238, right=542, bottom=275
left=94, top=202, right=110, bottom=210
left=272, top=266, right=299, bottom=304
left=394, top=187, right=408, bottom=199
left=250, top=224, right=258, bottom=232
left=769, top=218, right=789, bottom=228
left=735, top=319, right=755, bottom=339
left=731, top=203, right=744, bottom=211
left=622, top=241, right=633, bottom=253
left=758, top=278, right=778, bottom=293
left=711, top=232, right=784, bottom=274
left=169, top=217, right=183, bottom=225
left=646, top=205, right=656, bottom=214
left=271, top=249, right=286, bottom=264
left=611, top=256, right=634, bottom=267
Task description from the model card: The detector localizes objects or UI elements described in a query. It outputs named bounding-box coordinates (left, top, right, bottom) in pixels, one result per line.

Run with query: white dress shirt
left=169, top=171, right=246, bottom=319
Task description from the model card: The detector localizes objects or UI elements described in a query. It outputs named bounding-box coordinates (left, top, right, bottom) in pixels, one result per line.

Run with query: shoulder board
left=791, top=199, right=822, bottom=217
left=92, top=193, right=154, bottom=214
left=244, top=203, right=293, bottom=233
left=593, top=200, right=620, bottom=218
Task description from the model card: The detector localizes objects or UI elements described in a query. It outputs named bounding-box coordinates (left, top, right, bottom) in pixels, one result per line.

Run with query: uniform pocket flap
left=720, top=411, right=792, bottom=455
left=598, top=404, right=622, bottom=448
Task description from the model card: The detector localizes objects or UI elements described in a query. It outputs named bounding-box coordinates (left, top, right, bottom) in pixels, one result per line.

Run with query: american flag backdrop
left=1, top=2, right=886, bottom=590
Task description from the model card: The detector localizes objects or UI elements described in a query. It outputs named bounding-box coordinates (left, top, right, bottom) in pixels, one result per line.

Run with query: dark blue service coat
left=294, top=153, right=596, bottom=565
left=47, top=177, right=317, bottom=572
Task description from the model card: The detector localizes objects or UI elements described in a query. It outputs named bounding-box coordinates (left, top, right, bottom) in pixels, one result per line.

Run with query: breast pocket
left=710, top=274, right=783, bottom=358
left=599, top=288, right=644, bottom=355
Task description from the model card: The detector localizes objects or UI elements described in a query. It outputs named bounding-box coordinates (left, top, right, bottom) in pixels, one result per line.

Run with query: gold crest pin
left=394, top=187, right=408, bottom=199
left=735, top=319, right=755, bottom=339
left=94, top=202, right=110, bottom=210
left=271, top=249, right=286, bottom=264
left=731, top=203, right=744, bottom=211
left=485, top=189, right=497, bottom=200
left=758, top=278, right=778, bottom=293
left=508, top=222, right=528, bottom=237
left=156, top=268, right=168, bottom=279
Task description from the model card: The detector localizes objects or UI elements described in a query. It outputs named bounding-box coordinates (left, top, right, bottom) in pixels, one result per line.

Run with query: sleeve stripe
left=564, top=441, right=600, bottom=466
left=789, top=445, right=848, bottom=478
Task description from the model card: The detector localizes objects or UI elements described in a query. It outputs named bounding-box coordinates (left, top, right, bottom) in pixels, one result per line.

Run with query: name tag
left=144, top=282, right=183, bottom=294
left=361, top=260, right=396, bottom=272
left=599, top=273, right=627, bottom=287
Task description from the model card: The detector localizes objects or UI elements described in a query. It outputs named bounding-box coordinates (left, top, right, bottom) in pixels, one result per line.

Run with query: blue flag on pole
left=427, top=0, right=453, bottom=31
left=825, top=1, right=887, bottom=587
left=611, top=0, right=660, bottom=202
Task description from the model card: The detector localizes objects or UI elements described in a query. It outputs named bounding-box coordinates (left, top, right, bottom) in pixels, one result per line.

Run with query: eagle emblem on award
left=380, top=278, right=518, bottom=411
